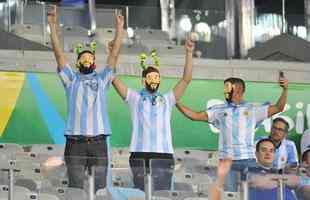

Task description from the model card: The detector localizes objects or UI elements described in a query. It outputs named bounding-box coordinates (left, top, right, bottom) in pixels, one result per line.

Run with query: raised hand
left=185, top=39, right=195, bottom=53
left=47, top=5, right=58, bottom=25
left=279, top=77, right=288, bottom=90
left=114, top=9, right=124, bottom=31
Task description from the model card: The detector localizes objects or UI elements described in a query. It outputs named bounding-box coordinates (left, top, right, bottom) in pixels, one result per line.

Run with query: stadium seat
left=37, top=193, right=60, bottom=200
left=153, top=190, right=198, bottom=200
left=30, top=144, right=65, bottom=156
left=173, top=182, right=193, bottom=192
left=111, top=168, right=134, bottom=187
left=0, top=185, right=32, bottom=200
left=15, top=178, right=38, bottom=191
left=0, top=143, right=24, bottom=155
left=222, top=192, right=240, bottom=200
left=64, top=187, right=88, bottom=200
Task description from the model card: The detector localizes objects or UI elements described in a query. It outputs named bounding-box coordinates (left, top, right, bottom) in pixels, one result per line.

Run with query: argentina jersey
left=58, top=64, right=113, bottom=136
left=273, top=139, right=298, bottom=169
left=207, top=102, right=269, bottom=160
left=126, top=89, right=176, bottom=154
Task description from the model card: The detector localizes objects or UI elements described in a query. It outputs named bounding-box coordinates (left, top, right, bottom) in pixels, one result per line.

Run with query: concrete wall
left=0, top=49, right=309, bottom=83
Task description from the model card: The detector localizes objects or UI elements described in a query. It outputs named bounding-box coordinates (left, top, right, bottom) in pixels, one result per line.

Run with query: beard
left=145, top=82, right=160, bottom=93
left=78, top=65, right=95, bottom=74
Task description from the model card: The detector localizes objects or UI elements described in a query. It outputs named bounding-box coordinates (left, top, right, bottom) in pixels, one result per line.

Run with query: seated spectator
left=249, top=138, right=298, bottom=200
left=296, top=149, right=310, bottom=200
left=259, top=118, right=298, bottom=170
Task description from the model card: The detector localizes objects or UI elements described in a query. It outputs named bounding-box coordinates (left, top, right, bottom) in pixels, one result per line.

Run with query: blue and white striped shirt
left=273, top=139, right=298, bottom=169
left=58, top=64, right=114, bottom=136
left=126, top=89, right=176, bottom=154
left=207, top=101, right=269, bottom=160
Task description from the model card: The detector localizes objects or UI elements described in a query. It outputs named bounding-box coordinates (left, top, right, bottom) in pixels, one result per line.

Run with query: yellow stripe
left=0, top=72, right=25, bottom=136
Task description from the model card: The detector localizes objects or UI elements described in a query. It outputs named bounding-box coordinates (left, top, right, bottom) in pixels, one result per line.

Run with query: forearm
left=182, top=51, right=193, bottom=83
left=173, top=50, right=193, bottom=101
left=107, top=28, right=124, bottom=68
left=176, top=102, right=207, bottom=121
left=49, top=24, right=66, bottom=68
left=275, top=88, right=288, bottom=112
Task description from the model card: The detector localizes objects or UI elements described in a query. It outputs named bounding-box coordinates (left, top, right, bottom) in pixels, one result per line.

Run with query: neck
left=270, top=137, right=281, bottom=147
left=258, top=162, right=272, bottom=169
left=231, top=98, right=243, bottom=105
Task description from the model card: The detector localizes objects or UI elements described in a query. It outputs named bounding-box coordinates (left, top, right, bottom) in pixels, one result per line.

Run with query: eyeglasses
left=271, top=126, right=287, bottom=133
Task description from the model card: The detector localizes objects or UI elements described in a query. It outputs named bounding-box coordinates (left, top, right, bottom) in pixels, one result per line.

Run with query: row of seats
left=0, top=143, right=226, bottom=200
left=0, top=143, right=219, bottom=167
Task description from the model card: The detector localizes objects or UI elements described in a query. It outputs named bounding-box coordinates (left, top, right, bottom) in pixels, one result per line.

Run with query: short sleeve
left=287, top=142, right=299, bottom=165
left=97, top=66, right=115, bottom=89
left=206, top=106, right=217, bottom=124
left=125, top=88, right=139, bottom=106
left=58, top=64, right=76, bottom=88
left=254, top=103, right=270, bottom=125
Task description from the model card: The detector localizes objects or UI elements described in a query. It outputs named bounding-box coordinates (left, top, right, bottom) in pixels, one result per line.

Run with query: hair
left=142, top=66, right=160, bottom=78
left=302, top=149, right=310, bottom=162
left=256, top=138, right=276, bottom=152
left=77, top=50, right=95, bottom=60
left=224, top=77, right=246, bottom=92
left=272, top=117, right=289, bottom=132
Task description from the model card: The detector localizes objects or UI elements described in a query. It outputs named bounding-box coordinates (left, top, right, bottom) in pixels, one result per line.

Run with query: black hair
left=142, top=66, right=160, bottom=78
left=256, top=138, right=276, bottom=152
left=302, top=149, right=310, bottom=162
left=224, top=77, right=246, bottom=92
left=272, top=117, right=289, bottom=132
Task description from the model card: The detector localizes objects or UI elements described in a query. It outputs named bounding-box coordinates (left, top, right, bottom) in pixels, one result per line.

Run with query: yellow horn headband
left=138, top=49, right=160, bottom=70
left=74, top=41, right=97, bottom=56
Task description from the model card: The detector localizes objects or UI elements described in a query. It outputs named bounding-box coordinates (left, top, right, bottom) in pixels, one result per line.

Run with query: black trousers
left=129, top=152, right=175, bottom=191
left=64, top=135, right=108, bottom=192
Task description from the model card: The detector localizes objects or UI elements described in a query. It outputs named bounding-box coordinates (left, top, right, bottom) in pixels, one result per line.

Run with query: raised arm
left=176, top=102, right=208, bottom=121
left=112, top=77, right=128, bottom=100
left=173, top=39, right=194, bottom=102
left=268, top=77, right=288, bottom=117
left=47, top=5, right=67, bottom=70
left=107, top=10, right=124, bottom=69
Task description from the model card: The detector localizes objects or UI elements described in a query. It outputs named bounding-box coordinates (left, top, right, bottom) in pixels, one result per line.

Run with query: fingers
left=278, top=78, right=288, bottom=88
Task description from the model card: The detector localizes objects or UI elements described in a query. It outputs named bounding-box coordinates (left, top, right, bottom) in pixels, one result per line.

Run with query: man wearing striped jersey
left=48, top=6, right=124, bottom=191
left=176, top=76, right=288, bottom=192
left=112, top=39, right=194, bottom=190
left=265, top=117, right=298, bottom=170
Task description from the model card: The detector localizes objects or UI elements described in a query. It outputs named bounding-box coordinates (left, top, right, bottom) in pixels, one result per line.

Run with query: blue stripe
left=245, top=106, right=254, bottom=158
left=100, top=82, right=111, bottom=134
left=67, top=77, right=80, bottom=132
left=150, top=102, right=157, bottom=152
left=92, top=89, right=98, bottom=135
left=80, top=84, right=88, bottom=133
left=163, top=97, right=169, bottom=153
left=232, top=107, right=241, bottom=157
left=27, top=73, right=65, bottom=144
left=136, top=97, right=144, bottom=151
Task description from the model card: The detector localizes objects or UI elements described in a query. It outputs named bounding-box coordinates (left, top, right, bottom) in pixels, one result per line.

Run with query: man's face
left=270, top=121, right=287, bottom=143
left=144, top=71, right=160, bottom=93
left=77, top=52, right=95, bottom=68
left=303, top=151, right=310, bottom=166
left=256, top=141, right=275, bottom=167
left=224, top=81, right=234, bottom=102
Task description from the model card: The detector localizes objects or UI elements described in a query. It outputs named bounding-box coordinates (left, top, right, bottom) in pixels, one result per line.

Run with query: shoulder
left=208, top=103, right=227, bottom=110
